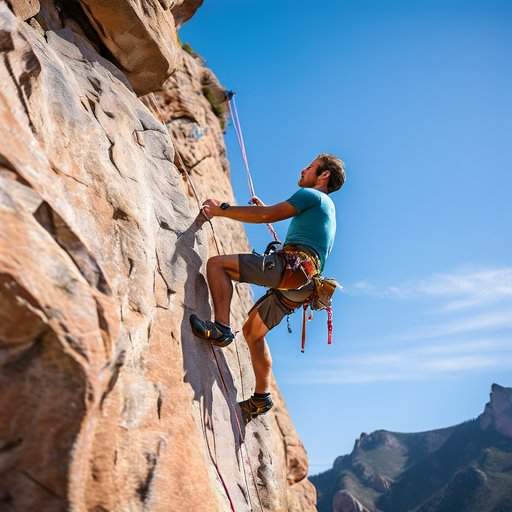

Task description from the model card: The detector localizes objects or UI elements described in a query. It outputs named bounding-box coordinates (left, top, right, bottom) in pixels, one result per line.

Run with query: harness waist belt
left=282, top=244, right=321, bottom=276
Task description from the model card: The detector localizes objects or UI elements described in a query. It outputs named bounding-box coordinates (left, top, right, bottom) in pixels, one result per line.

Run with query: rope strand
left=227, top=94, right=280, bottom=243
left=228, top=95, right=256, bottom=197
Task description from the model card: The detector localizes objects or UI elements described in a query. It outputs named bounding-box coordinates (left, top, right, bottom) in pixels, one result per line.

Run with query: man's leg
left=242, top=307, right=271, bottom=393
left=190, top=252, right=282, bottom=349
left=189, top=254, right=241, bottom=345
left=238, top=307, right=274, bottom=421
left=206, top=254, right=240, bottom=327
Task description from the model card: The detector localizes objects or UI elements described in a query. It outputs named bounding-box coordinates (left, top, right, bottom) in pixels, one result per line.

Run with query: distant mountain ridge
left=311, top=383, right=512, bottom=512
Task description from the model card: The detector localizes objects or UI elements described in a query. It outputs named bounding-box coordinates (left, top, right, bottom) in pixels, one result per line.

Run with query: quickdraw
left=299, top=302, right=334, bottom=353
left=277, top=276, right=337, bottom=353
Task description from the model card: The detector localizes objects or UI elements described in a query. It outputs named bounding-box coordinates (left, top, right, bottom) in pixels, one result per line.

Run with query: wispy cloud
left=402, top=310, right=512, bottom=340
left=310, top=266, right=512, bottom=385
left=349, top=266, right=512, bottom=312
left=288, top=337, right=512, bottom=385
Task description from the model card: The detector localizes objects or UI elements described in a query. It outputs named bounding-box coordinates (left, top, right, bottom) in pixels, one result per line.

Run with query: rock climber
left=190, top=154, right=346, bottom=422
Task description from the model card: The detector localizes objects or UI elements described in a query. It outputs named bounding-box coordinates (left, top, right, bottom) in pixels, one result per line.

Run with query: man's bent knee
left=207, top=255, right=222, bottom=270
left=243, top=310, right=269, bottom=343
left=207, top=255, right=240, bottom=278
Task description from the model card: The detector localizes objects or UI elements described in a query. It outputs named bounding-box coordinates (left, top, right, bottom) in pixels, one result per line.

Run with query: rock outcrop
left=0, top=2, right=315, bottom=511
left=332, top=491, right=370, bottom=512
left=480, top=383, right=512, bottom=438
left=171, top=0, right=204, bottom=27
left=311, top=384, right=512, bottom=512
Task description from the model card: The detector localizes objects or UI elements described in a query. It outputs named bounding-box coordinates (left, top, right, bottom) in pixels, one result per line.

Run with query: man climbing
left=190, top=154, right=346, bottom=422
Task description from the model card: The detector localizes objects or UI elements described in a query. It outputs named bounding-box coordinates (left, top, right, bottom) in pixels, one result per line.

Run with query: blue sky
left=181, top=0, right=512, bottom=474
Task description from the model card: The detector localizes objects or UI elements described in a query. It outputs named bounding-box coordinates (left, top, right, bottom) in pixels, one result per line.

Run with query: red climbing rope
left=227, top=93, right=280, bottom=243
left=227, top=93, right=255, bottom=197
left=199, top=405, right=238, bottom=512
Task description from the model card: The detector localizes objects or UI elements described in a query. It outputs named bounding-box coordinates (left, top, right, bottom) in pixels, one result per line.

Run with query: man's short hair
left=315, top=153, right=346, bottom=193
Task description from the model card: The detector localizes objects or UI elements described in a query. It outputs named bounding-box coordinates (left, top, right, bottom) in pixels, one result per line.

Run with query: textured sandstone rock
left=78, top=0, right=180, bottom=94
left=0, top=3, right=316, bottom=511
left=6, top=0, right=39, bottom=20
left=333, top=490, right=371, bottom=512
left=172, top=0, right=204, bottom=27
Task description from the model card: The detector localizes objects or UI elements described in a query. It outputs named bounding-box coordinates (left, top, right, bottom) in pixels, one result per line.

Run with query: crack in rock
left=33, top=201, right=112, bottom=295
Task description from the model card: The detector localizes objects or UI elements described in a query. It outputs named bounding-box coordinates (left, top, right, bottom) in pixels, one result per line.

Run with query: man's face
left=298, top=159, right=322, bottom=188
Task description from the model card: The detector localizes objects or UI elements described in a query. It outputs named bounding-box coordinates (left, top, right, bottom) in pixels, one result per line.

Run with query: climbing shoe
left=189, top=314, right=235, bottom=347
left=238, top=394, right=274, bottom=423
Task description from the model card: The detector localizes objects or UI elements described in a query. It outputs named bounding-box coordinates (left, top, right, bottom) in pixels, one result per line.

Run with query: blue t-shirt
left=285, top=188, right=336, bottom=271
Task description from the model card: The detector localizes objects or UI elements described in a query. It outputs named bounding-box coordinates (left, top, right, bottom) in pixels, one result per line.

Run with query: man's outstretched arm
left=202, top=199, right=297, bottom=223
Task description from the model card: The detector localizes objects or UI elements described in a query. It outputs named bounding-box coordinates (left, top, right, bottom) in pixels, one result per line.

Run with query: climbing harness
left=146, top=93, right=264, bottom=512
left=277, top=245, right=320, bottom=290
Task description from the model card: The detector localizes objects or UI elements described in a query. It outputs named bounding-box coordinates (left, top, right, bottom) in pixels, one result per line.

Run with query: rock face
left=311, top=384, right=512, bottom=512
left=0, top=2, right=315, bottom=511
left=171, top=0, right=204, bottom=27
left=78, top=0, right=180, bottom=94
left=6, top=0, right=40, bottom=20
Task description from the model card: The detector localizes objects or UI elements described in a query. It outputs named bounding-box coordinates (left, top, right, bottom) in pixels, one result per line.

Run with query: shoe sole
left=189, top=314, right=234, bottom=347
left=239, top=402, right=273, bottom=423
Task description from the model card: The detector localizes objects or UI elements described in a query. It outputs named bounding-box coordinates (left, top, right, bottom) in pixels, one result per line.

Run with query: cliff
left=0, top=2, right=316, bottom=511
left=311, top=383, right=512, bottom=512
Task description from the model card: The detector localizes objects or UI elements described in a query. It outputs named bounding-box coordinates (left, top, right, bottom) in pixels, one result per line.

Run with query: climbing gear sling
left=276, top=276, right=339, bottom=353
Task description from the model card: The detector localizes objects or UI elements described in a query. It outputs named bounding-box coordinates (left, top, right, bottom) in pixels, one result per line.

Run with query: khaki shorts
left=238, top=253, right=314, bottom=330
